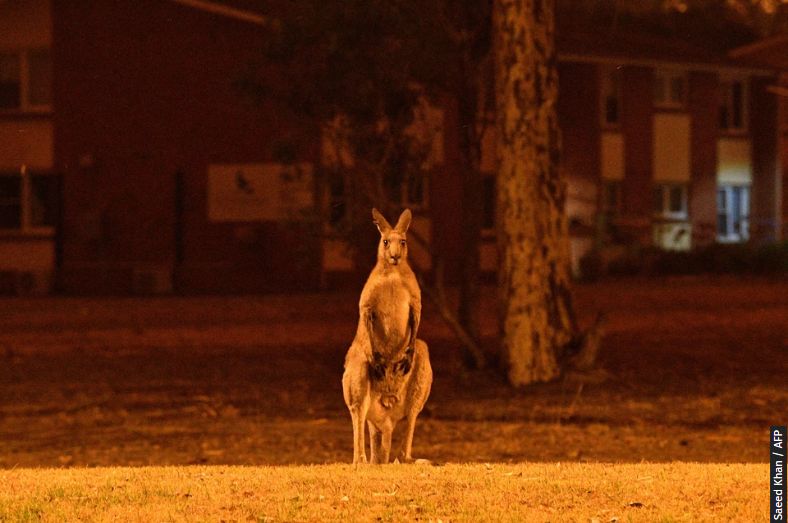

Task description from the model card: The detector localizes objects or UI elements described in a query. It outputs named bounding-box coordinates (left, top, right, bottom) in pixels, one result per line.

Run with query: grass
left=0, top=463, right=767, bottom=522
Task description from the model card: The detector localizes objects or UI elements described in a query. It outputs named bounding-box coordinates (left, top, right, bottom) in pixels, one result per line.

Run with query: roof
left=166, top=1, right=781, bottom=75
left=728, top=34, right=788, bottom=71
left=557, top=29, right=770, bottom=73
left=167, top=0, right=269, bottom=27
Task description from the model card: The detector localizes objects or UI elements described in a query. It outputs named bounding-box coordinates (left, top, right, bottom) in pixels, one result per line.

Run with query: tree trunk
left=493, top=0, right=576, bottom=385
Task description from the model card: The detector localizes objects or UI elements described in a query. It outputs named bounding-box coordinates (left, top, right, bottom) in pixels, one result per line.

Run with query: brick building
left=727, top=34, right=788, bottom=241
left=0, top=1, right=784, bottom=294
left=548, top=30, right=785, bottom=275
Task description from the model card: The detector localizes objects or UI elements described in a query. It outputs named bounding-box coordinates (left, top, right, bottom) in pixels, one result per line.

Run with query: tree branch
left=416, top=261, right=487, bottom=370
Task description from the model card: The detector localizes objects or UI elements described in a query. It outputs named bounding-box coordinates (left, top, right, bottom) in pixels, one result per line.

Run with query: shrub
left=579, top=241, right=788, bottom=279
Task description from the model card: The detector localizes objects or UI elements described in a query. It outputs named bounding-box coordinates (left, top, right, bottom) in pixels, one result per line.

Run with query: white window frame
left=717, top=184, right=749, bottom=243
left=654, top=69, right=687, bottom=110
left=599, top=65, right=622, bottom=128
left=0, top=166, right=56, bottom=235
left=718, top=76, right=748, bottom=134
left=653, top=183, right=688, bottom=220
left=0, top=48, right=52, bottom=114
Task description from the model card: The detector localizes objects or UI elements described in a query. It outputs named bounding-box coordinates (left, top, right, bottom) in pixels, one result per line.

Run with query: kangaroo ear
left=372, top=208, right=392, bottom=234
left=394, top=208, right=412, bottom=233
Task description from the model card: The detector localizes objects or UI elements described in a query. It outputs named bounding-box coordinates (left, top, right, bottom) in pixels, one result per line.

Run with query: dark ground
left=0, top=276, right=785, bottom=467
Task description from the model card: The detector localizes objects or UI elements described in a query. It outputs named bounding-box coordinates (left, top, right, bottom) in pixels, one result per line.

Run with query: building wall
left=750, top=76, right=781, bottom=243
left=0, top=0, right=50, bottom=48
left=0, top=0, right=52, bottom=170
left=689, top=71, right=719, bottom=245
left=0, top=120, right=53, bottom=170
left=52, top=0, right=320, bottom=293
left=430, top=94, right=465, bottom=283
left=782, top=73, right=788, bottom=237
left=558, top=62, right=600, bottom=275
left=620, top=66, right=654, bottom=243
left=0, top=0, right=55, bottom=294
left=559, top=61, right=601, bottom=221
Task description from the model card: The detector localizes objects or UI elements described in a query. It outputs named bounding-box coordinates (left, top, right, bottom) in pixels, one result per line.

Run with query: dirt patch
left=0, top=276, right=785, bottom=467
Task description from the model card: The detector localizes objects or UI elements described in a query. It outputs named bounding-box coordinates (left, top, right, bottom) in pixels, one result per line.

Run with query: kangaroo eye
left=383, top=239, right=389, bottom=247
left=400, top=240, right=406, bottom=246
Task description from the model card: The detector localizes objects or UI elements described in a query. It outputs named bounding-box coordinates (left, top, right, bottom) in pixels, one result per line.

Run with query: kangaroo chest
left=363, top=277, right=412, bottom=356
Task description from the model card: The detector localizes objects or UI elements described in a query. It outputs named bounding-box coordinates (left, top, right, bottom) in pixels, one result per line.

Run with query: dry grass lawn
left=0, top=463, right=766, bottom=522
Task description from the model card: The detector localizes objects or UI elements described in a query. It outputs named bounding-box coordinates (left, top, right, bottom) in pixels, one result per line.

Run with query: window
left=719, top=79, right=747, bottom=132
left=654, top=70, right=686, bottom=109
left=0, top=48, right=52, bottom=112
left=0, top=168, right=58, bottom=232
left=0, top=52, right=20, bottom=109
left=717, top=185, right=749, bottom=242
left=28, top=49, right=52, bottom=107
left=0, top=176, right=21, bottom=228
left=383, top=168, right=428, bottom=210
left=600, top=66, right=622, bottom=126
left=653, top=184, right=688, bottom=219
left=404, top=171, right=426, bottom=208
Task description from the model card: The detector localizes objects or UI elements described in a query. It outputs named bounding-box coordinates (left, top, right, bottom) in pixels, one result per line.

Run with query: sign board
left=207, top=163, right=313, bottom=222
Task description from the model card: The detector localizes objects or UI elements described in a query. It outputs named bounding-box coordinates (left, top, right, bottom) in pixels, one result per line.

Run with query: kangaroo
left=342, top=208, right=432, bottom=465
